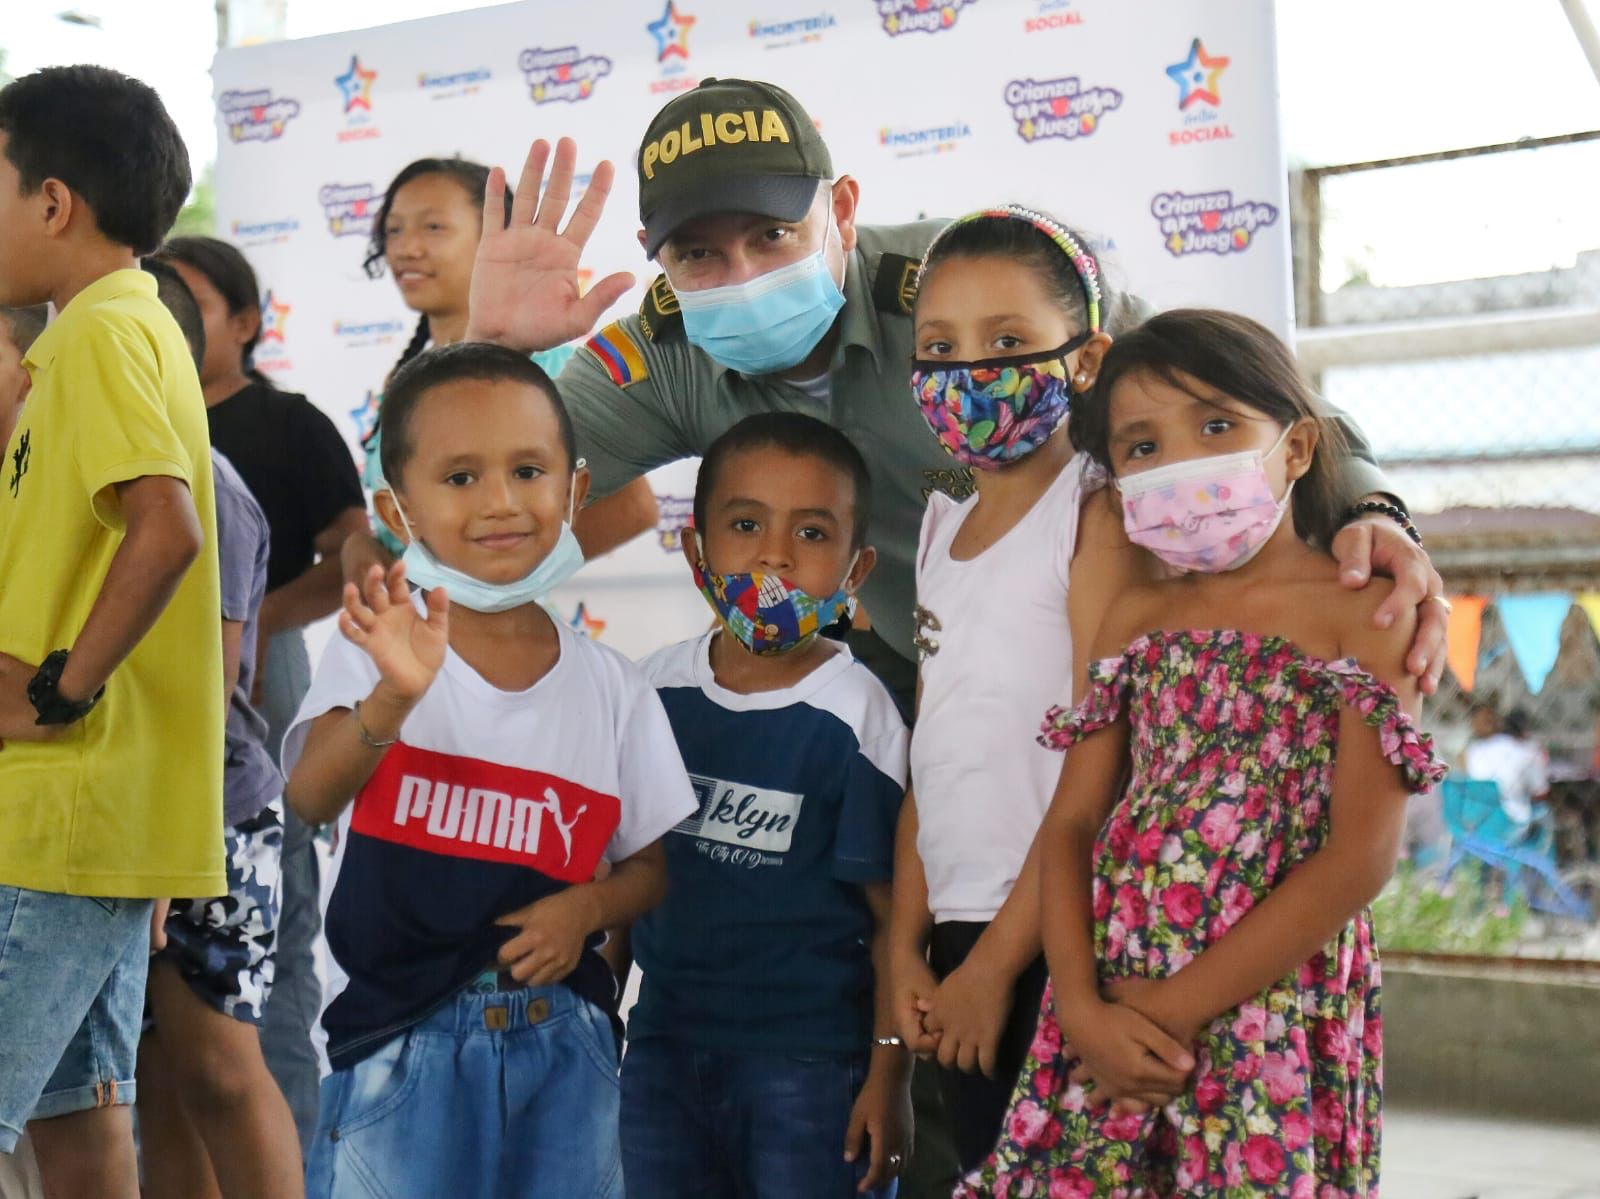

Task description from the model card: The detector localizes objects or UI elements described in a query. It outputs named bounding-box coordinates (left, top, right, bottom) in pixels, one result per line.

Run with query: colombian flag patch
left=583, top=322, right=649, bottom=388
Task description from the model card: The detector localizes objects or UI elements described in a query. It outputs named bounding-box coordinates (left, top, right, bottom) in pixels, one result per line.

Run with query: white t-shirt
left=283, top=601, right=696, bottom=1070
left=910, top=455, right=1095, bottom=923
left=1464, top=733, right=1549, bottom=826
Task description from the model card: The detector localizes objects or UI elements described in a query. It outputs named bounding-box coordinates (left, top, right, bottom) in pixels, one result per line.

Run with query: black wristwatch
left=26, top=650, right=104, bottom=726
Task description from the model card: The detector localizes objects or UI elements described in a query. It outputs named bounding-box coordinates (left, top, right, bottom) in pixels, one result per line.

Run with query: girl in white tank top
left=885, top=207, right=1149, bottom=1173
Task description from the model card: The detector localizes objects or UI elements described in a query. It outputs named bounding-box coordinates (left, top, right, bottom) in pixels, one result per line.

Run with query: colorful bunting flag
left=1496, top=593, right=1571, bottom=695
left=1444, top=595, right=1489, bottom=692
left=1579, top=593, right=1600, bottom=644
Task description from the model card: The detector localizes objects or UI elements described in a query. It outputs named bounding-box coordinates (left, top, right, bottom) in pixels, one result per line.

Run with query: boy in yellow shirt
left=0, top=66, right=224, bottom=1198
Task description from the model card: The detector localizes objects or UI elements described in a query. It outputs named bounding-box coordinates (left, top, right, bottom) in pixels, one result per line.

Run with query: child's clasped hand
left=917, top=960, right=1012, bottom=1077
left=1060, top=980, right=1195, bottom=1115
left=495, top=887, right=598, bottom=986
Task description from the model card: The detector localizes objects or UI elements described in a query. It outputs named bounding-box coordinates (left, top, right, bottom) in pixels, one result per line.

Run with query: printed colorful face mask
left=1117, top=425, right=1294, bottom=573
left=910, top=334, right=1089, bottom=469
left=691, top=537, right=855, bottom=656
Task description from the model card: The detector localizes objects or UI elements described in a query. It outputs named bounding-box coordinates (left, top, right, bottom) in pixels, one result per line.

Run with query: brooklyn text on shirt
left=674, top=773, right=804, bottom=867
left=350, top=742, right=621, bottom=882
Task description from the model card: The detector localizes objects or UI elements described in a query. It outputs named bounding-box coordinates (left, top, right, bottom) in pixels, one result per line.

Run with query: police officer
left=469, top=78, right=1450, bottom=711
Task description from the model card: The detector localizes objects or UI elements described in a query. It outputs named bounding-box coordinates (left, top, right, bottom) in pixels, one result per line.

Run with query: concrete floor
left=1386, top=1108, right=1600, bottom=1198
left=2, top=1109, right=1593, bottom=1197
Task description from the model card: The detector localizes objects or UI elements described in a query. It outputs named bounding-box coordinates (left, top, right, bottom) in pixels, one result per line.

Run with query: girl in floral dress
left=958, top=309, right=1448, bottom=1199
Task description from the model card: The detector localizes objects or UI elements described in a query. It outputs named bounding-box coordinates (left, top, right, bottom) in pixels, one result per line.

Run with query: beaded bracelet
left=1344, top=500, right=1423, bottom=546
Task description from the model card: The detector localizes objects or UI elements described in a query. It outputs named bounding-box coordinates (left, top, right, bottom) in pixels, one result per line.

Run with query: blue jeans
left=0, top=886, right=152, bottom=1152
left=257, top=628, right=322, bottom=1149
left=305, top=983, right=622, bottom=1198
left=620, top=1040, right=897, bottom=1199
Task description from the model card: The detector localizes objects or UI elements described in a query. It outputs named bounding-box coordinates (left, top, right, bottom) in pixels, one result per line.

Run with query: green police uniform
left=561, top=218, right=972, bottom=663
left=556, top=219, right=1393, bottom=665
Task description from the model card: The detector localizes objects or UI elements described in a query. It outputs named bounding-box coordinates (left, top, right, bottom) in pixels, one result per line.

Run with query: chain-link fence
left=1293, top=133, right=1600, bottom=958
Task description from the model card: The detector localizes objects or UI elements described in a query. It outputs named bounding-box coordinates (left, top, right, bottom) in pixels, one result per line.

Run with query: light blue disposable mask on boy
left=674, top=216, right=846, bottom=376
left=389, top=462, right=587, bottom=613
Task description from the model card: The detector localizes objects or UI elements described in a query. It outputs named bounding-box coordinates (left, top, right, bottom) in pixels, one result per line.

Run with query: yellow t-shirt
left=0, top=270, right=224, bottom=898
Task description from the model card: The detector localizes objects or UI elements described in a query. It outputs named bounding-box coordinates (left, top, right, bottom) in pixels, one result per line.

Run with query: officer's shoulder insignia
left=582, top=321, right=650, bottom=388
left=637, top=273, right=683, bottom=342
left=872, top=253, right=920, bottom=317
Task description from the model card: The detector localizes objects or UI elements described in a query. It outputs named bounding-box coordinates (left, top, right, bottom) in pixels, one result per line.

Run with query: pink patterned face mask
left=1116, top=426, right=1294, bottom=573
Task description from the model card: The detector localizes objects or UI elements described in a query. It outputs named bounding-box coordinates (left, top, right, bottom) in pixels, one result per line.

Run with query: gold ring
left=1425, top=595, right=1453, bottom=614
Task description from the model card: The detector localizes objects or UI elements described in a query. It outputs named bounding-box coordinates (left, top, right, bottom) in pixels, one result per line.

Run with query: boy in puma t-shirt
left=284, top=343, right=694, bottom=1199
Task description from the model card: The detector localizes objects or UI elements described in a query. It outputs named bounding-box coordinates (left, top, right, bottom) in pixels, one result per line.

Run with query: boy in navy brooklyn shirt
left=624, top=413, right=911, bottom=1198
left=284, top=344, right=693, bottom=1199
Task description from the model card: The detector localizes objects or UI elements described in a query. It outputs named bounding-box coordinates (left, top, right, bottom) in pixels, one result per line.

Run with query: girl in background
left=357, top=157, right=656, bottom=558
left=160, top=237, right=370, bottom=752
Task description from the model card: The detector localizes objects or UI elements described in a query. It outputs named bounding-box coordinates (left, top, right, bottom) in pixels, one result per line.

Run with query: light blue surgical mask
left=675, top=217, right=846, bottom=376
left=387, top=462, right=587, bottom=614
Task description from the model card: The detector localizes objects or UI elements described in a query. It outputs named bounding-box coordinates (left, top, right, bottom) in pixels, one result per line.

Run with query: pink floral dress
left=956, top=629, right=1447, bottom=1199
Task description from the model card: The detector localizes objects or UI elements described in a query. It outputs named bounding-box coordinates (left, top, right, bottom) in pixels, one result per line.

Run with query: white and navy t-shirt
left=628, top=633, right=908, bottom=1056
left=284, top=607, right=696, bottom=1070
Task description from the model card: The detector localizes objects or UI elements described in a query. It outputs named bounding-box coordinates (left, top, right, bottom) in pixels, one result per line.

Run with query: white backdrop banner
left=212, top=0, right=1290, bottom=660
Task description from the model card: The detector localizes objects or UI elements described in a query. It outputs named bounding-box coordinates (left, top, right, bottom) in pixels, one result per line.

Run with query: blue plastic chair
left=1439, top=778, right=1593, bottom=922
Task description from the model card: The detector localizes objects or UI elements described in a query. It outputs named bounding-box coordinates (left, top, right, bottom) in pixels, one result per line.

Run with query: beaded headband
left=917, top=204, right=1102, bottom=334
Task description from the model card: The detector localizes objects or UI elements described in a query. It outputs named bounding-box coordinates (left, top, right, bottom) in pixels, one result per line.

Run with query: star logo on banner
left=334, top=54, right=378, bottom=114
left=1165, top=38, right=1229, bottom=109
left=569, top=602, right=607, bottom=639
left=259, top=291, right=291, bottom=343
left=348, top=389, right=380, bottom=441
left=647, top=0, right=696, bottom=62
left=1166, top=231, right=1185, bottom=255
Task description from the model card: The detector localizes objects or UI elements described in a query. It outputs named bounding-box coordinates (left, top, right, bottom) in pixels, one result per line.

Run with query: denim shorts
left=0, top=885, right=153, bottom=1152
left=620, top=1040, right=897, bottom=1199
left=305, top=981, right=623, bottom=1198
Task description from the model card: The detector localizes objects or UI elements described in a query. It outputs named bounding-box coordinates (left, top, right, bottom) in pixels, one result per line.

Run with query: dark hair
left=153, top=236, right=268, bottom=383
left=915, top=210, right=1134, bottom=337
left=378, top=342, right=573, bottom=487
left=140, top=258, right=206, bottom=374
left=1503, top=708, right=1533, bottom=738
left=364, top=158, right=512, bottom=379
left=694, top=412, right=872, bottom=550
left=0, top=65, right=191, bottom=255
left=0, top=305, right=49, bottom=356
left=1070, top=308, right=1353, bottom=549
